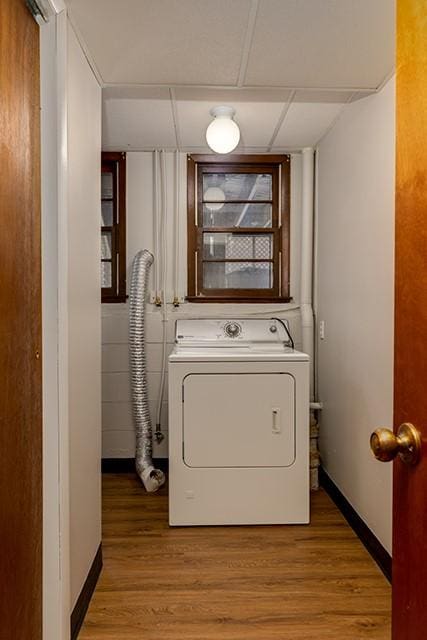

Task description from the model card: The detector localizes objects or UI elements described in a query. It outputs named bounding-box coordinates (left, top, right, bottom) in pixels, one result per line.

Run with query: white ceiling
left=67, top=0, right=395, bottom=151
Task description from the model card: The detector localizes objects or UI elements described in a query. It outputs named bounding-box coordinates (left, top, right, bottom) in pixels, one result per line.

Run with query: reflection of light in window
left=203, top=187, right=225, bottom=210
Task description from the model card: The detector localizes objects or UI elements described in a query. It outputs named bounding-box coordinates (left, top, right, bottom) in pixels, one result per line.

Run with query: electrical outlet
left=319, top=320, right=325, bottom=340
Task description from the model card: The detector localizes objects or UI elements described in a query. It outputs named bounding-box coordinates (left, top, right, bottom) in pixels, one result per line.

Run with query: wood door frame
left=40, top=4, right=70, bottom=640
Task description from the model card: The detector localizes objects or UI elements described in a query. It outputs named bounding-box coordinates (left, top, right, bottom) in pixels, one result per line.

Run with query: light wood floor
left=80, top=474, right=391, bottom=640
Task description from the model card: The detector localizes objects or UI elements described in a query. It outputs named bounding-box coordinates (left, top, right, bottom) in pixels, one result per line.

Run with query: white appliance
left=168, top=318, right=310, bottom=526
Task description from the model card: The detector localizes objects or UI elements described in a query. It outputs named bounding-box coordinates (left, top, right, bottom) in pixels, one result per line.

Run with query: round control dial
left=224, top=321, right=242, bottom=338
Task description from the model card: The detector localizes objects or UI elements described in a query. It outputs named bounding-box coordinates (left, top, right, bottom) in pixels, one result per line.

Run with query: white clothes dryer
left=168, top=318, right=310, bottom=526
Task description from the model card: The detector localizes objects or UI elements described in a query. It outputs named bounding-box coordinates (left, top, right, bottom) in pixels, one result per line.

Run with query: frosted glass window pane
left=101, top=201, right=113, bottom=226
left=203, top=262, right=272, bottom=289
left=203, top=203, right=272, bottom=228
left=101, top=232, right=112, bottom=259
left=101, top=172, right=113, bottom=199
left=203, top=233, right=273, bottom=260
left=203, top=173, right=272, bottom=201
left=101, top=262, right=112, bottom=288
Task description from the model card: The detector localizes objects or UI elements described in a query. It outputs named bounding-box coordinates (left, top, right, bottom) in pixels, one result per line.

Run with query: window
left=101, top=152, right=126, bottom=303
left=187, top=154, right=290, bottom=302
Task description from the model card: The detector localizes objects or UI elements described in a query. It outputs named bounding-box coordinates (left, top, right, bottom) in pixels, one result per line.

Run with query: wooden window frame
left=101, top=151, right=127, bottom=303
left=187, top=154, right=291, bottom=303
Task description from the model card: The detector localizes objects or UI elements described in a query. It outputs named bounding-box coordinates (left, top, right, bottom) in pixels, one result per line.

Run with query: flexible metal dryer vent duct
left=129, top=250, right=166, bottom=492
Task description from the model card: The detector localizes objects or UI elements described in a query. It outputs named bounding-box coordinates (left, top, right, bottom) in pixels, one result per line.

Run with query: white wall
left=41, top=14, right=65, bottom=640
left=68, top=23, right=102, bottom=608
left=316, top=78, right=395, bottom=552
left=102, top=152, right=303, bottom=458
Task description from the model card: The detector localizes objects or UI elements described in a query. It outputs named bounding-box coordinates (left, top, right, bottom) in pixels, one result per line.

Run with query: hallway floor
left=80, top=473, right=391, bottom=640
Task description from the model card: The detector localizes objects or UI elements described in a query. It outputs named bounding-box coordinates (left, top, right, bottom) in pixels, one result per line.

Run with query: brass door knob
left=370, top=423, right=421, bottom=465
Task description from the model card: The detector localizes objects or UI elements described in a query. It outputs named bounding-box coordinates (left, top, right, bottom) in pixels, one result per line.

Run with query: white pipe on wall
left=313, top=147, right=320, bottom=402
left=300, top=147, right=315, bottom=399
left=155, top=150, right=168, bottom=442
left=160, top=150, right=167, bottom=302
left=173, top=150, right=180, bottom=305
left=152, top=150, right=160, bottom=304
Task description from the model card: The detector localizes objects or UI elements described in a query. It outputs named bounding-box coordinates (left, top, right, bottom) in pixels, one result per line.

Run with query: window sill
left=186, top=296, right=293, bottom=304
left=102, top=295, right=128, bottom=304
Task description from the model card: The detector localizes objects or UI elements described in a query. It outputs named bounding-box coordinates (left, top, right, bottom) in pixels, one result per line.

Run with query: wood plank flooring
left=80, top=474, right=391, bottom=639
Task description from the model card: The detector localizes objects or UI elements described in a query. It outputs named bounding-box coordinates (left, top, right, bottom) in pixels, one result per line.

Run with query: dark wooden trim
left=187, top=154, right=290, bottom=302
left=102, top=458, right=169, bottom=473
left=202, top=258, right=275, bottom=263
left=280, top=156, right=291, bottom=299
left=70, top=544, right=103, bottom=640
left=198, top=227, right=277, bottom=234
left=187, top=155, right=197, bottom=296
left=186, top=296, right=293, bottom=303
left=102, top=294, right=128, bottom=304
left=319, top=467, right=392, bottom=583
left=189, top=153, right=290, bottom=164
left=117, top=153, right=127, bottom=300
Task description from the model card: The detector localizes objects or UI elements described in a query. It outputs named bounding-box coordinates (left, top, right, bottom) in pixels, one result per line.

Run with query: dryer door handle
left=272, top=408, right=281, bottom=434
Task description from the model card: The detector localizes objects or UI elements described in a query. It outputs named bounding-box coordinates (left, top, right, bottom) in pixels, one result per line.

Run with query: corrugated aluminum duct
left=129, top=249, right=165, bottom=492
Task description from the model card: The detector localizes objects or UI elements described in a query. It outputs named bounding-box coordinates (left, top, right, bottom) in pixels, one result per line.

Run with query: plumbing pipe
left=313, top=147, right=320, bottom=402
left=155, top=151, right=168, bottom=444
left=152, top=151, right=157, bottom=301
left=173, top=150, right=180, bottom=306
left=153, top=150, right=161, bottom=306
left=300, top=147, right=315, bottom=399
left=129, top=249, right=165, bottom=492
left=159, top=150, right=168, bottom=300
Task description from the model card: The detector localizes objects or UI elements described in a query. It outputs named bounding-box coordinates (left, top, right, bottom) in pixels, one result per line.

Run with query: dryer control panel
left=223, top=321, right=242, bottom=338
left=175, top=318, right=292, bottom=347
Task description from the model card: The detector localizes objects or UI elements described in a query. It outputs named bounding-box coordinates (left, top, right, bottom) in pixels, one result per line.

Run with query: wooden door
left=0, top=1, right=42, bottom=638
left=393, top=1, right=427, bottom=637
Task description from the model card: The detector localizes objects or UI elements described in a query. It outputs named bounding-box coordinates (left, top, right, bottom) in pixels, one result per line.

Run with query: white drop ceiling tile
left=293, top=90, right=354, bottom=104
left=350, top=91, right=376, bottom=103
left=241, top=147, right=270, bottom=154
left=245, top=0, right=395, bottom=89
left=273, top=102, right=345, bottom=148
left=102, top=98, right=176, bottom=149
left=69, top=0, right=252, bottom=85
left=177, top=100, right=286, bottom=148
left=174, top=88, right=293, bottom=103
left=238, top=103, right=289, bottom=147
left=103, top=86, right=171, bottom=100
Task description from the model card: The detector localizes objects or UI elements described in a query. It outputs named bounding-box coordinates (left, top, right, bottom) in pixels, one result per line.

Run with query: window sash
left=187, top=155, right=290, bottom=302
left=196, top=226, right=280, bottom=298
left=101, top=152, right=126, bottom=303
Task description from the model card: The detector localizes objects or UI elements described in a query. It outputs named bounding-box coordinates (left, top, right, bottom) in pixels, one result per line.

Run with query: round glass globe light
left=203, top=187, right=225, bottom=211
left=206, top=107, right=240, bottom=154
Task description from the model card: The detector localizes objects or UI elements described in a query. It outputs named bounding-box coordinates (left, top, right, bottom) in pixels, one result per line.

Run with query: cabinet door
left=183, top=373, right=295, bottom=468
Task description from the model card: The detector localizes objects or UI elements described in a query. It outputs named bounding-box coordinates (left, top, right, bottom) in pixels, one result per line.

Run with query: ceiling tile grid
left=102, top=98, right=177, bottom=150
left=176, top=98, right=288, bottom=148
left=244, top=0, right=395, bottom=90
left=68, top=0, right=253, bottom=86
left=102, top=90, right=352, bottom=151
left=66, top=0, right=395, bottom=150
left=273, top=101, right=347, bottom=149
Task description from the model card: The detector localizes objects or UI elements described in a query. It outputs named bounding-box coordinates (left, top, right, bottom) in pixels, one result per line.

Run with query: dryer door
left=182, top=373, right=295, bottom=468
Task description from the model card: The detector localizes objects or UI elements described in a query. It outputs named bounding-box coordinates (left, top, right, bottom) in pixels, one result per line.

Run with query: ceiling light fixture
left=206, top=106, right=240, bottom=154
